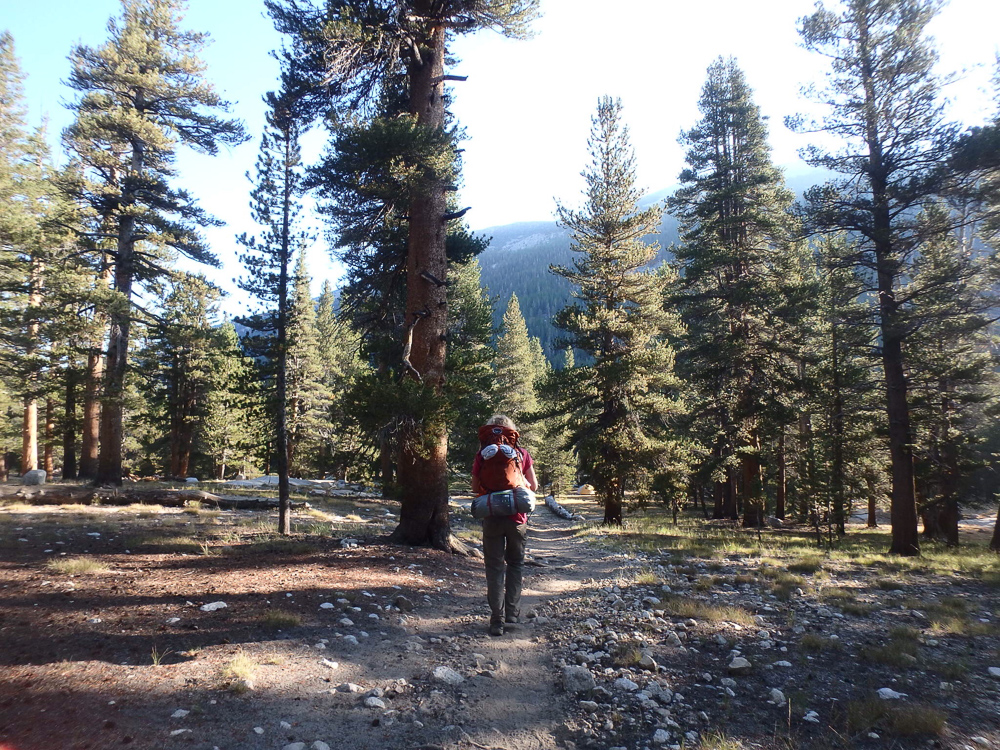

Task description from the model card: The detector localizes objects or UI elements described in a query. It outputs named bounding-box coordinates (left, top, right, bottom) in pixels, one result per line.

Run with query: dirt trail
left=394, top=510, right=624, bottom=750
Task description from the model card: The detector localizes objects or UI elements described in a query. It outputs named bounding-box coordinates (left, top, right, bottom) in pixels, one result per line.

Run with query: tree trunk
left=97, top=256, right=133, bottom=484
left=98, top=147, right=142, bottom=486
left=43, top=398, right=55, bottom=476
left=62, top=368, right=78, bottom=479
left=21, top=395, right=38, bottom=474
left=865, top=476, right=878, bottom=527
left=80, top=261, right=112, bottom=481
left=830, top=323, right=846, bottom=535
left=775, top=430, right=786, bottom=520
left=79, top=347, right=103, bottom=479
left=722, top=469, right=738, bottom=520
left=390, top=22, right=455, bottom=551
left=740, top=435, right=764, bottom=528
left=275, top=124, right=293, bottom=536
left=603, top=480, right=624, bottom=526
left=990, top=503, right=1000, bottom=552
left=712, top=480, right=724, bottom=519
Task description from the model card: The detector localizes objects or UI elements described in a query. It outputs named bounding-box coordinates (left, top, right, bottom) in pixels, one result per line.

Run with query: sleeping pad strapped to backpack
left=471, top=424, right=536, bottom=518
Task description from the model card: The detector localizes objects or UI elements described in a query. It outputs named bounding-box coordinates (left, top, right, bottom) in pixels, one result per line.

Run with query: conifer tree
left=268, top=0, right=538, bottom=551
left=202, top=322, right=259, bottom=480
left=314, top=280, right=368, bottom=479
left=62, top=0, right=246, bottom=485
left=237, top=93, right=305, bottom=534
left=791, top=0, right=957, bottom=555
left=138, top=273, right=222, bottom=479
left=549, top=96, right=684, bottom=526
left=495, top=293, right=539, bottom=422
left=285, top=251, right=331, bottom=476
left=905, top=204, right=1000, bottom=544
left=670, top=57, right=806, bottom=527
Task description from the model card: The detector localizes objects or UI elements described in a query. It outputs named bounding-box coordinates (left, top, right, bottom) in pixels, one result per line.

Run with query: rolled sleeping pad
left=471, top=487, right=537, bottom=518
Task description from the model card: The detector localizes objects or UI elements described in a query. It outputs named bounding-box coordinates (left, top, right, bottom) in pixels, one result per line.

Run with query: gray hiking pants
left=482, top=516, right=527, bottom=624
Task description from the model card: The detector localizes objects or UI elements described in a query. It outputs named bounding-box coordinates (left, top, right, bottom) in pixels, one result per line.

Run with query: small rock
left=652, top=728, right=671, bottom=745
left=432, top=666, right=465, bottom=685
left=563, top=665, right=596, bottom=694
left=877, top=688, right=907, bottom=700
left=727, top=657, right=752, bottom=676
left=282, top=744, right=306, bottom=750
left=165, top=617, right=180, bottom=624
left=170, top=709, right=189, bottom=719
left=280, top=721, right=292, bottom=729
left=169, top=729, right=190, bottom=737
left=579, top=700, right=599, bottom=712
left=342, top=635, right=359, bottom=646
left=768, top=688, right=786, bottom=706
left=394, top=595, right=414, bottom=611
left=720, top=678, right=737, bottom=689
left=319, top=602, right=335, bottom=610
left=988, top=667, right=1000, bottom=679
left=199, top=601, right=227, bottom=612
left=772, top=660, right=792, bottom=668
left=639, top=654, right=658, bottom=671
left=803, top=710, right=820, bottom=723
left=320, top=659, right=339, bottom=669
left=87, top=617, right=102, bottom=624
left=364, top=697, right=386, bottom=709
left=614, top=677, right=639, bottom=692
left=312, top=743, right=331, bottom=750
left=970, top=738, right=992, bottom=748
left=336, top=683, right=364, bottom=693
left=339, top=618, right=354, bottom=627
left=253, top=727, right=264, bottom=734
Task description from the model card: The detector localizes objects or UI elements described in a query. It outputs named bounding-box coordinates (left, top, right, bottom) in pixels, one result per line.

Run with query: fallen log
left=0, top=485, right=307, bottom=511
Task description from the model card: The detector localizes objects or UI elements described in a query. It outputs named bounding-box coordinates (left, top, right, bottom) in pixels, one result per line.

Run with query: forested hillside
left=476, top=170, right=827, bottom=359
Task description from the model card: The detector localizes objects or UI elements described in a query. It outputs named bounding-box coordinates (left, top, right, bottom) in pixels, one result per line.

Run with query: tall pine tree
left=63, top=0, right=246, bottom=485
left=268, top=0, right=538, bottom=551
left=669, top=57, right=807, bottom=527
left=792, top=0, right=957, bottom=554
left=550, top=96, right=684, bottom=526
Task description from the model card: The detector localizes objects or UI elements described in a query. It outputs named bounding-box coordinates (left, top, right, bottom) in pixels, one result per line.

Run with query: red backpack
left=477, top=424, right=524, bottom=493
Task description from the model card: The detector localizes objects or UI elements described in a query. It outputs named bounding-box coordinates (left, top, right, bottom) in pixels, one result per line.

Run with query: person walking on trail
left=471, top=414, right=538, bottom=636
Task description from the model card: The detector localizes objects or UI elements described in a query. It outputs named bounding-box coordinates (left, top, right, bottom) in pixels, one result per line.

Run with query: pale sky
left=4, top=0, right=998, bottom=316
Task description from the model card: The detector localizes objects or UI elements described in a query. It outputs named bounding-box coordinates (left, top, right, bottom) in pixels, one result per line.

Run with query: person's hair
left=486, top=414, right=517, bottom=431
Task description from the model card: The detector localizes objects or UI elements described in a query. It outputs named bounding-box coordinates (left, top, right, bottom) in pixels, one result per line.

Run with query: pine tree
left=237, top=93, right=305, bottom=534
left=314, top=280, right=368, bottom=480
left=905, top=204, right=1000, bottom=545
left=285, top=251, right=331, bottom=476
left=138, top=273, right=223, bottom=478
left=791, top=0, right=957, bottom=555
left=268, top=0, right=539, bottom=551
left=549, top=96, right=684, bottom=526
left=62, top=0, right=246, bottom=485
left=494, top=293, right=539, bottom=422
left=202, top=322, right=261, bottom=480
left=669, top=57, right=807, bottom=527
left=445, top=258, right=498, bottom=471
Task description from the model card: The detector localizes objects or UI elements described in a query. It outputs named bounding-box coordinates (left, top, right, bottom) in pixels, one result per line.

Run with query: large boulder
left=22, top=470, right=46, bottom=486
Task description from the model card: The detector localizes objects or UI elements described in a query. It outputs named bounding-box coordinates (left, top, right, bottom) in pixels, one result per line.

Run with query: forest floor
left=0, top=485, right=998, bottom=750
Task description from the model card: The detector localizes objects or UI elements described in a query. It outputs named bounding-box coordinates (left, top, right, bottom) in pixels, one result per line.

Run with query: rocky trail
left=1, top=499, right=999, bottom=750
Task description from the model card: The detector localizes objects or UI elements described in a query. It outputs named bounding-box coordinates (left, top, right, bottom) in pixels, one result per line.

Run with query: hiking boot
left=489, top=622, right=504, bottom=637
left=504, top=614, right=519, bottom=625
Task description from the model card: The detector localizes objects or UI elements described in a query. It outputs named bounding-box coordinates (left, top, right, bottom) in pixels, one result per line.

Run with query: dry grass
left=46, top=556, right=110, bottom=575
left=799, top=633, right=843, bottom=652
left=221, top=650, right=258, bottom=693
left=659, top=596, right=755, bottom=626
left=260, top=609, right=302, bottom=631
left=844, top=699, right=947, bottom=737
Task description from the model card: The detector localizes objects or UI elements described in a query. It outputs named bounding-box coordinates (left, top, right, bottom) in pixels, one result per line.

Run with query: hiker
left=471, top=414, right=538, bottom=636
